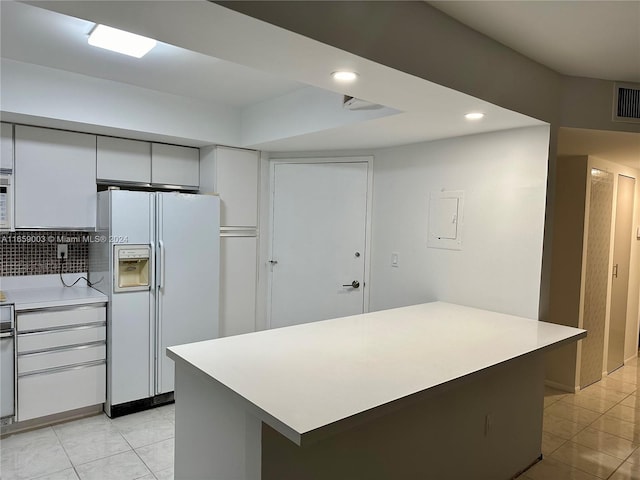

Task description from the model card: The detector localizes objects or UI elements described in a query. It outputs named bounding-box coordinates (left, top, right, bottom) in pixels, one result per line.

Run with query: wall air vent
left=613, top=83, right=640, bottom=123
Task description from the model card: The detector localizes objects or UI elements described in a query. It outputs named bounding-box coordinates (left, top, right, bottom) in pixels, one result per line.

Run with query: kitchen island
left=167, top=302, right=586, bottom=480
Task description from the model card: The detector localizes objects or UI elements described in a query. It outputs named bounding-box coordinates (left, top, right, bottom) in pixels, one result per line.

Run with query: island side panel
left=174, top=362, right=262, bottom=480
left=262, top=354, right=545, bottom=480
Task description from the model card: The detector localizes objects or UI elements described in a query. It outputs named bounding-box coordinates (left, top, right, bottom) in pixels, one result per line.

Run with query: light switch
left=391, top=252, right=399, bottom=267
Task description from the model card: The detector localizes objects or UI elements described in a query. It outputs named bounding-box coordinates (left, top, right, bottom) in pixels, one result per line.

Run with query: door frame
left=266, top=156, right=374, bottom=329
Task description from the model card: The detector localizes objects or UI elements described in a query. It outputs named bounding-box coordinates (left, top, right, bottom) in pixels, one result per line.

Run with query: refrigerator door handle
left=158, top=240, right=165, bottom=290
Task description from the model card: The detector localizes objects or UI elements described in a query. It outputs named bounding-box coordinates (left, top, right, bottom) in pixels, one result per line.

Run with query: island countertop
left=168, top=302, right=586, bottom=445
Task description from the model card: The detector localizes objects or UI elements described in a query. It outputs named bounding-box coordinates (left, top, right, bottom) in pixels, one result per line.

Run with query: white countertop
left=168, top=302, right=586, bottom=445
left=1, top=286, right=107, bottom=310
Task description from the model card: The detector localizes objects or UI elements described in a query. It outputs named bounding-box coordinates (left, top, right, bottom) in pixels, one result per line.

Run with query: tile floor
left=1, top=358, right=639, bottom=480
left=518, top=356, right=640, bottom=480
left=0, top=404, right=175, bottom=480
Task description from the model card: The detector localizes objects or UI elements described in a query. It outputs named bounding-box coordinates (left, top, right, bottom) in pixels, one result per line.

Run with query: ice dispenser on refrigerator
left=114, top=245, right=151, bottom=292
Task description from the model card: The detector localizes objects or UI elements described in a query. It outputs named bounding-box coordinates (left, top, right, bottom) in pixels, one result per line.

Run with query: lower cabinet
left=220, top=236, right=257, bottom=337
left=18, top=364, right=106, bottom=422
left=16, top=305, right=107, bottom=422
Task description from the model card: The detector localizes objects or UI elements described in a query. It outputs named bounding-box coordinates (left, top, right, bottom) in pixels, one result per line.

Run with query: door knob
left=343, top=280, right=360, bottom=288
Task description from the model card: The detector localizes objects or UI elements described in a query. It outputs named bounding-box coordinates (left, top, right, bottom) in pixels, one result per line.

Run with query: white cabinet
left=16, top=304, right=106, bottom=422
left=220, top=236, right=257, bottom=337
left=14, top=126, right=96, bottom=229
left=1, top=122, right=13, bottom=172
left=97, top=136, right=151, bottom=183
left=200, top=146, right=260, bottom=336
left=152, top=143, right=199, bottom=188
left=18, top=364, right=106, bottom=421
left=99, top=137, right=198, bottom=188
left=215, top=147, right=259, bottom=227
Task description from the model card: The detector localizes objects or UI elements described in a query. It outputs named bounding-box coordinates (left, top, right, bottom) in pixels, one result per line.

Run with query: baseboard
left=0, top=404, right=102, bottom=438
left=107, top=392, right=174, bottom=418
left=544, top=380, right=578, bottom=393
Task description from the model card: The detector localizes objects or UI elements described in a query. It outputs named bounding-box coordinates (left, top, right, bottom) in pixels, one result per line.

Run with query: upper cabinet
left=215, top=147, right=259, bottom=227
left=151, top=143, right=199, bottom=188
left=14, top=126, right=96, bottom=229
left=1, top=123, right=13, bottom=172
left=98, top=138, right=199, bottom=189
left=97, top=136, right=151, bottom=184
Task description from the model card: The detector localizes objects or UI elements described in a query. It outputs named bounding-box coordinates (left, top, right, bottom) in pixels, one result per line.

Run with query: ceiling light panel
left=88, top=24, right=156, bottom=58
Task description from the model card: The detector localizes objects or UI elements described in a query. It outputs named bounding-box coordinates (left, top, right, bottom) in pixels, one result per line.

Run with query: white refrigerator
left=89, top=190, right=219, bottom=417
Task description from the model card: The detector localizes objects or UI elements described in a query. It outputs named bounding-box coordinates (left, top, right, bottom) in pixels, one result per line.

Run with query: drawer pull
left=18, top=359, right=106, bottom=378
left=18, top=322, right=106, bottom=336
left=18, top=340, right=105, bottom=357
left=18, top=304, right=106, bottom=314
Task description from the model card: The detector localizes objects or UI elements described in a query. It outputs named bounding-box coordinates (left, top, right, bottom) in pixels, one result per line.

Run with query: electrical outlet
left=57, top=244, right=68, bottom=259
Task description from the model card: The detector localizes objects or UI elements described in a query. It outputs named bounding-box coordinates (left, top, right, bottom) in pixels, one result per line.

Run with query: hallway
left=522, top=357, right=640, bottom=479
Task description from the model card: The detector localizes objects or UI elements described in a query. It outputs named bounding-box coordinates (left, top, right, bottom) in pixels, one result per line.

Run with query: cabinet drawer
left=17, top=363, right=105, bottom=421
left=18, top=326, right=106, bottom=353
left=18, top=343, right=106, bottom=374
left=17, top=306, right=105, bottom=332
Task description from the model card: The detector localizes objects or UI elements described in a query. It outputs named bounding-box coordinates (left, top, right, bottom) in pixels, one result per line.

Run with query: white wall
left=0, top=59, right=240, bottom=146
left=368, top=126, right=550, bottom=319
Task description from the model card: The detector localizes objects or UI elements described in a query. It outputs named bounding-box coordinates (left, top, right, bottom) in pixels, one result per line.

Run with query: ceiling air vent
left=342, top=95, right=383, bottom=111
left=613, top=83, right=640, bottom=124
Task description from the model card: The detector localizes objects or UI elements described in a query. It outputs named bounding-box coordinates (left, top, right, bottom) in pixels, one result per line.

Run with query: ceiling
left=558, top=128, right=640, bottom=170
left=428, top=1, right=640, bottom=170
left=2, top=0, right=637, bottom=161
left=1, top=1, right=544, bottom=152
left=429, top=1, right=640, bottom=83
left=0, top=1, right=303, bottom=107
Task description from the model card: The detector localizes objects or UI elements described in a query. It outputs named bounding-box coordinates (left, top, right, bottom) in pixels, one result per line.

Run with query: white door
left=156, top=193, right=220, bottom=394
left=607, top=175, right=635, bottom=373
left=270, top=161, right=369, bottom=329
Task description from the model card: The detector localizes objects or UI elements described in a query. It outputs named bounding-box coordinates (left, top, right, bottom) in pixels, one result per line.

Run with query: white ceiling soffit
left=16, top=0, right=544, bottom=150
left=248, top=110, right=542, bottom=152
left=429, top=1, right=640, bottom=83
left=1, top=1, right=303, bottom=107
left=558, top=128, right=640, bottom=170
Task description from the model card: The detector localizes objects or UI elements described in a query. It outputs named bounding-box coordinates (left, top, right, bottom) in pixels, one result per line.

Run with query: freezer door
left=107, top=190, right=155, bottom=409
left=111, top=190, right=154, bottom=243
left=156, top=193, right=219, bottom=394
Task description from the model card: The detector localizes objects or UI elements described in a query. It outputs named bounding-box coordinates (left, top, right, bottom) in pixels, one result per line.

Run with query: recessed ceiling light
left=88, top=24, right=157, bottom=58
left=465, top=112, right=485, bottom=120
left=331, top=71, right=358, bottom=82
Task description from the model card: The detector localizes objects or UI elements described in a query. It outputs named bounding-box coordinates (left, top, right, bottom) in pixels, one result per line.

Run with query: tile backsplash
left=1, top=231, right=89, bottom=276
